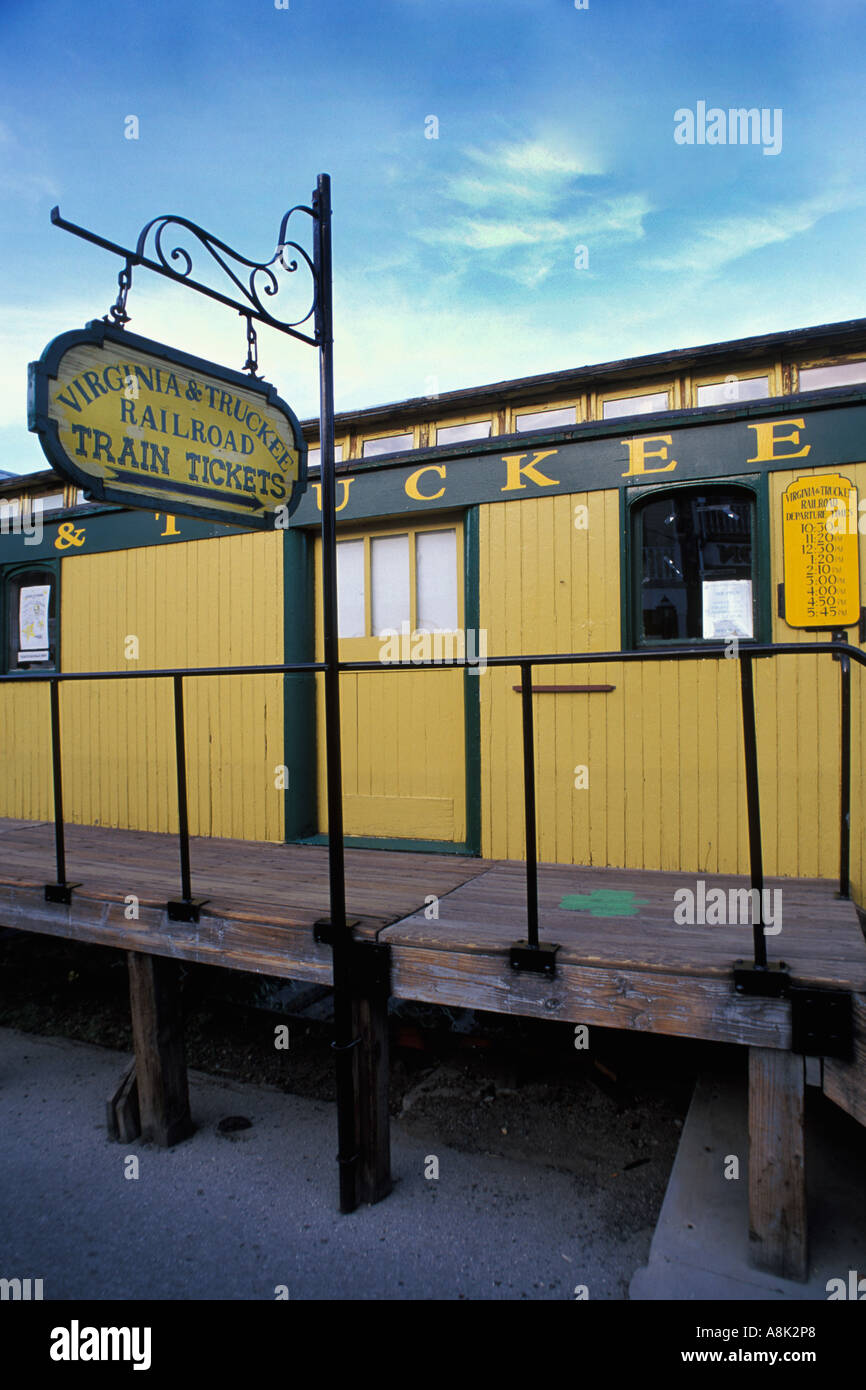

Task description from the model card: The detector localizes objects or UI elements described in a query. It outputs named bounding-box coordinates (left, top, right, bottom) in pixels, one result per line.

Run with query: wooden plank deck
left=0, top=820, right=863, bottom=1046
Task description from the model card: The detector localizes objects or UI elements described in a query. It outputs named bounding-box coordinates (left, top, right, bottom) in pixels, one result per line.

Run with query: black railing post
left=839, top=653, right=851, bottom=899
left=521, top=662, right=539, bottom=949
left=166, top=673, right=206, bottom=922
left=313, top=172, right=361, bottom=1215
left=44, top=677, right=78, bottom=903
left=739, top=652, right=767, bottom=969
left=509, top=663, right=559, bottom=974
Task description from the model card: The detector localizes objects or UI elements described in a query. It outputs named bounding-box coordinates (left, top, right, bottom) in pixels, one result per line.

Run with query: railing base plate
left=510, top=941, right=560, bottom=975
left=45, top=883, right=81, bottom=905
left=166, top=899, right=209, bottom=923
left=733, top=960, right=791, bottom=998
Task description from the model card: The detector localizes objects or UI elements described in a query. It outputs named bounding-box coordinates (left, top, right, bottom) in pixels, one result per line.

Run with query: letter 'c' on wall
left=405, top=464, right=446, bottom=501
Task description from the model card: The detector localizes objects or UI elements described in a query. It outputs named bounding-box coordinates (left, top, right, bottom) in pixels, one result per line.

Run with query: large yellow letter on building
left=746, top=418, right=810, bottom=463
left=500, top=450, right=560, bottom=492
left=620, top=435, right=677, bottom=477
left=405, top=464, right=446, bottom=501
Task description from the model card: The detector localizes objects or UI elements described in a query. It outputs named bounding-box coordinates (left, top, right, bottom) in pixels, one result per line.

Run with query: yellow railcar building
left=3, top=315, right=866, bottom=902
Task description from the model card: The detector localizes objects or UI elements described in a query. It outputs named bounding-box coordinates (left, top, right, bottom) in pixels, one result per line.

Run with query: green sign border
left=27, top=320, right=308, bottom=531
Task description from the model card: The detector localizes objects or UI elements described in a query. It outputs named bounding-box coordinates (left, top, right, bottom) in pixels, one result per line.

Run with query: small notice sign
left=702, top=579, right=754, bottom=639
left=782, top=473, right=860, bottom=628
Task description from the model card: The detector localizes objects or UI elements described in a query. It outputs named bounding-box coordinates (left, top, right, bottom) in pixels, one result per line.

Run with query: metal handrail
left=0, top=640, right=860, bottom=971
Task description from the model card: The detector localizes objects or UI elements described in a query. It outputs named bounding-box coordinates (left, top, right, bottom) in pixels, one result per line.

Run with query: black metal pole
left=314, top=174, right=358, bottom=1214
left=521, top=662, right=540, bottom=949
left=839, top=654, right=851, bottom=899
left=172, top=673, right=192, bottom=904
left=739, top=653, right=767, bottom=969
left=49, top=678, right=67, bottom=887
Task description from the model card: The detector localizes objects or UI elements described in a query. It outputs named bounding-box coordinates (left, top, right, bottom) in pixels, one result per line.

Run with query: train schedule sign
left=782, top=473, right=860, bottom=628
left=28, top=321, right=307, bottom=529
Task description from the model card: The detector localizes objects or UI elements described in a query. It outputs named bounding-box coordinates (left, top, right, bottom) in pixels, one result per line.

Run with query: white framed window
left=436, top=421, right=491, bottom=445
left=602, top=391, right=669, bottom=420
left=696, top=377, right=769, bottom=406
left=799, top=361, right=866, bottom=390
left=307, top=443, right=344, bottom=473
left=514, top=406, right=576, bottom=432
left=336, top=539, right=365, bottom=638
left=30, top=493, right=64, bottom=514
left=336, top=525, right=459, bottom=639
left=362, top=432, right=414, bottom=459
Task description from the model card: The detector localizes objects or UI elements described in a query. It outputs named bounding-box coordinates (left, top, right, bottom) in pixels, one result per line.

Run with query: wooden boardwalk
left=1, top=818, right=864, bottom=1281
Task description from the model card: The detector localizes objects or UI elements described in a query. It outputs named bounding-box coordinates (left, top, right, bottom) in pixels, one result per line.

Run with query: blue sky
left=2, top=0, right=865, bottom=473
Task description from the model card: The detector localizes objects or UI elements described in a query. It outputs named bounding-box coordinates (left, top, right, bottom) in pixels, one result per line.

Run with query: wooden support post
left=748, top=1047, right=807, bottom=1281
left=106, top=1060, right=141, bottom=1143
left=353, top=991, right=392, bottom=1203
left=127, top=951, right=194, bottom=1147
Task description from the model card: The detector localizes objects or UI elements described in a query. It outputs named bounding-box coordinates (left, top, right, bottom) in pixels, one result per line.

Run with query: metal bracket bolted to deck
left=313, top=917, right=361, bottom=944
left=790, top=987, right=853, bottom=1060
left=166, top=899, right=209, bottom=923
left=45, top=883, right=81, bottom=905
left=510, top=941, right=561, bottom=975
left=733, top=959, right=791, bottom=997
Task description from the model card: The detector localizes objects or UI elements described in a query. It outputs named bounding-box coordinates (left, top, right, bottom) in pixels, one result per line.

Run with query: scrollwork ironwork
left=134, top=209, right=316, bottom=335
left=50, top=202, right=319, bottom=348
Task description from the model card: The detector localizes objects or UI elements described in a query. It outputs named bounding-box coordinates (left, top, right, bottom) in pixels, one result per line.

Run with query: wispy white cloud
left=648, top=186, right=866, bottom=276
left=410, top=135, right=649, bottom=287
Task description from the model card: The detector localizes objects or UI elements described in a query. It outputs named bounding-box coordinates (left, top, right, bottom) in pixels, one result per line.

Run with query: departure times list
left=782, top=473, right=860, bottom=628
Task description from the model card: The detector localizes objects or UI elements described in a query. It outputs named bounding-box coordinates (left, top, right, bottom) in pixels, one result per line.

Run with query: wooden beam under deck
left=1, top=826, right=864, bottom=1050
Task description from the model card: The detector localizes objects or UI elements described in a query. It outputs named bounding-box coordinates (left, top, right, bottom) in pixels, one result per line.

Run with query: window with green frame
left=627, top=480, right=766, bottom=646
left=2, top=561, right=60, bottom=672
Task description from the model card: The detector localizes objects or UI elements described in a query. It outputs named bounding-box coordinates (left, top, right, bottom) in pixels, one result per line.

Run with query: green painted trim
left=621, top=474, right=772, bottom=649
left=0, top=556, right=61, bottom=675
left=282, top=528, right=318, bottom=839
left=298, top=833, right=475, bottom=856
left=463, top=506, right=482, bottom=854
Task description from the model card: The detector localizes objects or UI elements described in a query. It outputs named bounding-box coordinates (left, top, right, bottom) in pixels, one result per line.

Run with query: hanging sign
left=782, top=473, right=860, bottom=628
left=28, top=321, right=307, bottom=529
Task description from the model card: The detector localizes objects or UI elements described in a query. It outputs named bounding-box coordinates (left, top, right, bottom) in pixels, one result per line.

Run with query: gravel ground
left=0, top=927, right=746, bottom=1295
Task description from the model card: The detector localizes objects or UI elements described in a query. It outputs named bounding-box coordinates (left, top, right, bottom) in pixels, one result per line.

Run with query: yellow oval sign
left=28, top=321, right=307, bottom=529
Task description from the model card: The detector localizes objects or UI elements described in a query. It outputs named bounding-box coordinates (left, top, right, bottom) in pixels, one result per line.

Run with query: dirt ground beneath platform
left=0, top=929, right=746, bottom=1246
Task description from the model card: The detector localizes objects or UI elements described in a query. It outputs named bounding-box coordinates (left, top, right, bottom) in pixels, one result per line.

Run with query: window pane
left=362, top=433, right=414, bottom=458
left=602, top=391, right=668, bottom=420
left=6, top=568, right=58, bottom=671
left=515, top=406, right=576, bottom=431
left=371, top=534, right=410, bottom=634
left=307, top=444, right=344, bottom=472
left=436, top=421, right=491, bottom=445
left=31, top=494, right=64, bottom=514
left=637, top=489, right=754, bottom=641
left=416, top=529, right=458, bottom=631
left=696, top=377, right=769, bottom=406
left=337, top=539, right=365, bottom=638
left=799, top=361, right=866, bottom=390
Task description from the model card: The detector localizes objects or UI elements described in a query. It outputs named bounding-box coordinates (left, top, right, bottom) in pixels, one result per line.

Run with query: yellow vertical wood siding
left=478, top=475, right=866, bottom=890
left=0, top=532, right=285, bottom=841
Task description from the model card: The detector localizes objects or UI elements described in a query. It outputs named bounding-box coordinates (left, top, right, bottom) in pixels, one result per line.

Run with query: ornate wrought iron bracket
left=50, top=203, right=319, bottom=349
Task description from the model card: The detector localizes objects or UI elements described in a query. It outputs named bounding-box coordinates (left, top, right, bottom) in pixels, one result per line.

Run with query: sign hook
left=103, top=259, right=134, bottom=327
